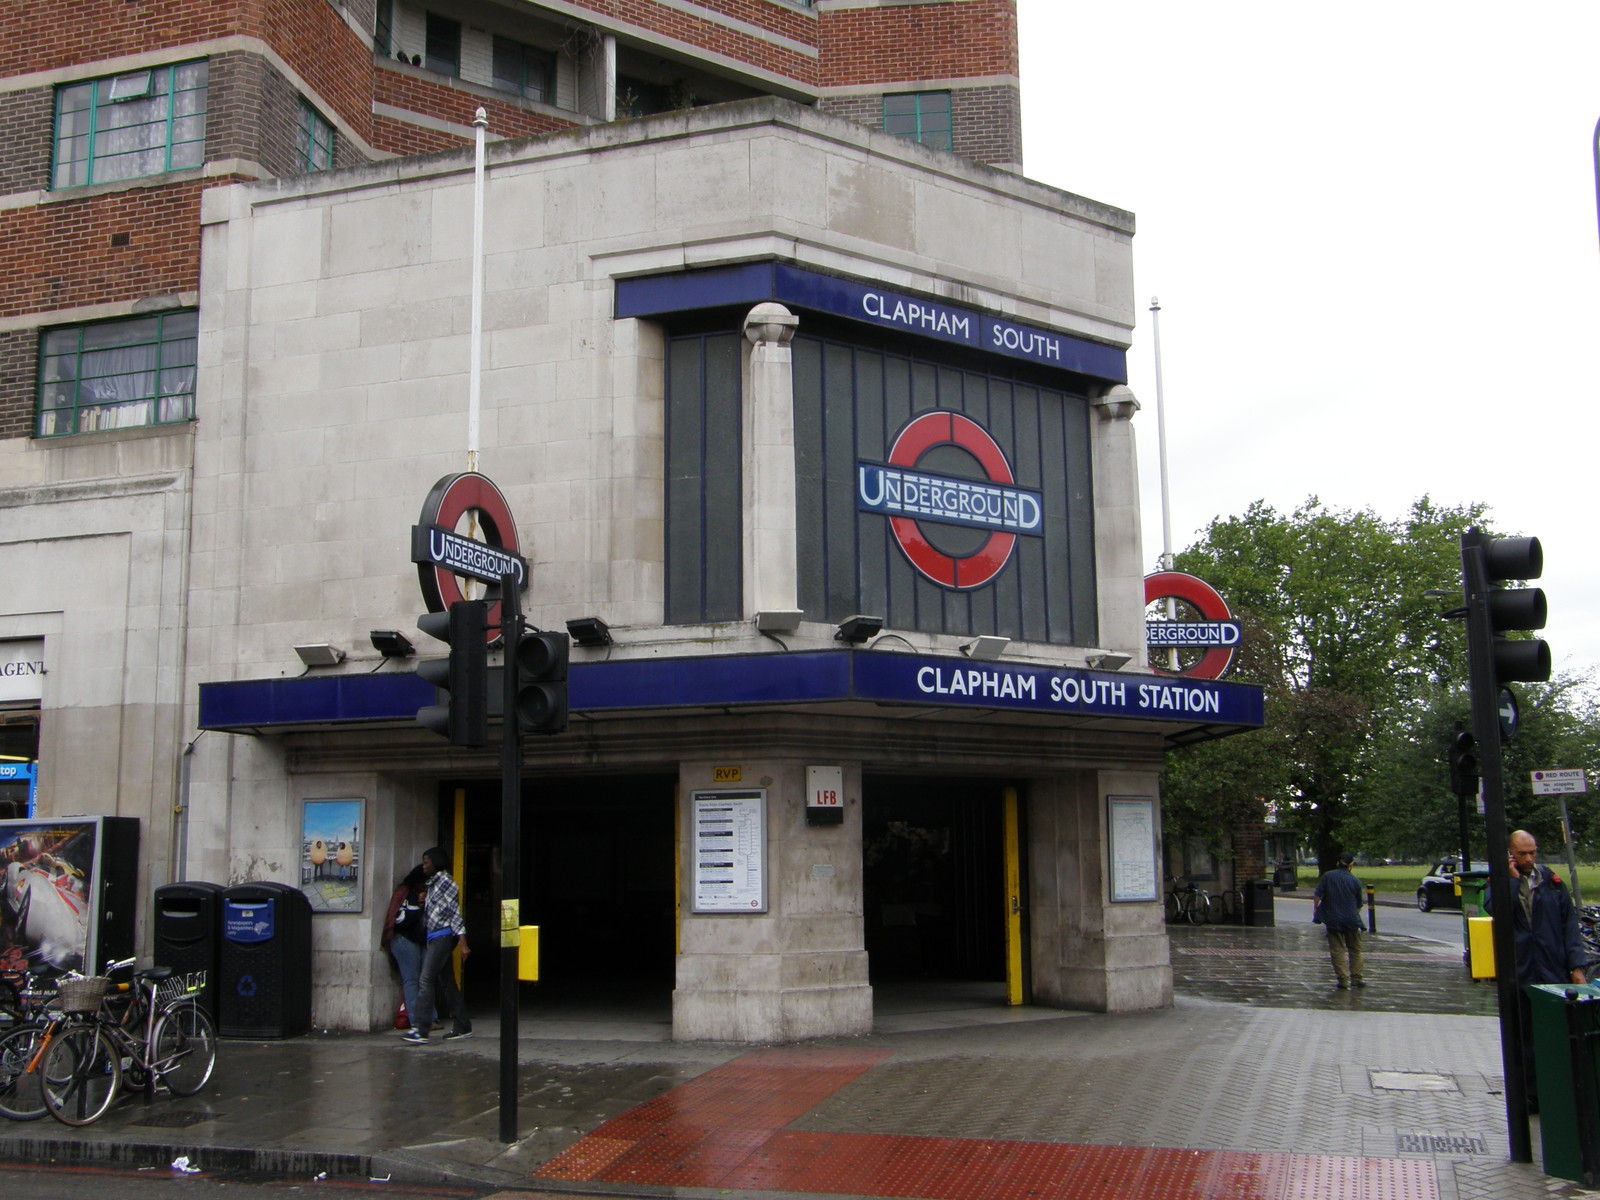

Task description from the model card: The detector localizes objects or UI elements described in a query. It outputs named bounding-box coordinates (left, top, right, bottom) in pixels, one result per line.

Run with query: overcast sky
left=1018, top=2, right=1600, bottom=689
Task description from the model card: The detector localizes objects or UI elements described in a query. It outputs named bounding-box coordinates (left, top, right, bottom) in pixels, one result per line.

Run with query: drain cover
left=131, top=1110, right=221, bottom=1128
left=1371, top=1070, right=1458, bottom=1092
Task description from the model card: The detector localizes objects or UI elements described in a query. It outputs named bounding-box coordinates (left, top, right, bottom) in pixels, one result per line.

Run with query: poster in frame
left=300, top=798, right=364, bottom=914
left=0, top=816, right=138, bottom=979
left=1107, top=796, right=1159, bottom=903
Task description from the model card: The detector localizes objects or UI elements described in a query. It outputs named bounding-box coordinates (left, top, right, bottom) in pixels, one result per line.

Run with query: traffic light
left=514, top=628, right=568, bottom=736
left=1476, top=535, right=1552, bottom=685
left=1447, top=729, right=1478, bottom=797
left=415, top=600, right=489, bottom=746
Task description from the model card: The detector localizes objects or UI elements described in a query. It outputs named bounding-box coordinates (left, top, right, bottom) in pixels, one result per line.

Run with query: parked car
left=1416, top=860, right=1488, bottom=912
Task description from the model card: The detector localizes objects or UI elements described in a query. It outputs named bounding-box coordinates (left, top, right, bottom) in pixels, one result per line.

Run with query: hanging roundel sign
left=858, top=411, right=1044, bottom=590
left=1144, top=571, right=1241, bottom=681
left=410, top=472, right=527, bottom=641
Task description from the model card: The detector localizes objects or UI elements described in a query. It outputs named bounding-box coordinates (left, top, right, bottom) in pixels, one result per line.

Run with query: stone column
left=673, top=757, right=872, bottom=1042
left=741, top=303, right=802, bottom=628
left=1026, top=767, right=1172, bottom=1013
left=1090, top=385, right=1145, bottom=666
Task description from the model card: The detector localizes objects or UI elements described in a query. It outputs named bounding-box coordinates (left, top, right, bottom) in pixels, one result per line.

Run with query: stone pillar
left=1090, top=385, right=1145, bottom=666
left=673, top=759, right=872, bottom=1042
left=1026, top=767, right=1172, bottom=1013
left=741, top=303, right=802, bottom=628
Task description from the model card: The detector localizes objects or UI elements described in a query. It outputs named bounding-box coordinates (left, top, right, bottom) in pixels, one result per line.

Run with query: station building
left=0, top=0, right=1263, bottom=1039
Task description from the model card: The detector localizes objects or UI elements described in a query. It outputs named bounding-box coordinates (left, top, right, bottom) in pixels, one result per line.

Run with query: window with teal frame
left=492, top=37, right=556, bottom=102
left=425, top=13, right=461, bottom=76
left=883, top=91, right=952, bottom=151
left=37, top=311, right=199, bottom=437
left=53, top=60, right=207, bottom=189
left=296, top=101, right=335, bottom=173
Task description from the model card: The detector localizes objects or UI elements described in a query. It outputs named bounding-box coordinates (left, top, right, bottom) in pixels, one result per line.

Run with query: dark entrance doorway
left=449, top=774, right=678, bottom=1003
left=862, top=776, right=1008, bottom=983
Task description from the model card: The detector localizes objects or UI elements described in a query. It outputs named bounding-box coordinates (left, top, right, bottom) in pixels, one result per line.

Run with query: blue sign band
left=858, top=464, right=1043, bottom=535
left=1145, top=621, right=1242, bottom=648
left=411, top=525, right=527, bottom=587
left=201, top=651, right=1264, bottom=732
left=614, top=262, right=1128, bottom=383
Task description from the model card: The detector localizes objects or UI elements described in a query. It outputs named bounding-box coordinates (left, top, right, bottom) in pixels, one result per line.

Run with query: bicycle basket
left=57, top=976, right=111, bottom=1013
left=156, top=971, right=206, bottom=1003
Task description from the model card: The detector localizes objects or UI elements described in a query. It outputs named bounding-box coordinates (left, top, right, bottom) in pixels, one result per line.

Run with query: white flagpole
left=467, top=107, right=487, bottom=476
left=1150, top=296, right=1179, bottom=671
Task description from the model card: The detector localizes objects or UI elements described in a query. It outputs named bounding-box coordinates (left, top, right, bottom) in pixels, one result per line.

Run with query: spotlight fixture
left=1085, top=650, right=1132, bottom=671
left=834, top=615, right=884, bottom=645
left=293, top=643, right=345, bottom=668
left=565, top=616, right=613, bottom=647
left=369, top=630, right=415, bottom=658
left=755, top=609, right=804, bottom=633
left=959, top=636, right=1011, bottom=661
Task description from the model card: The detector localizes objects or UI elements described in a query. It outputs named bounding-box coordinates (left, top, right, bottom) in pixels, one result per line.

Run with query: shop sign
left=411, top=472, right=527, bottom=640
left=859, top=411, right=1042, bottom=589
left=1143, top=572, right=1241, bottom=681
left=0, top=639, right=45, bottom=703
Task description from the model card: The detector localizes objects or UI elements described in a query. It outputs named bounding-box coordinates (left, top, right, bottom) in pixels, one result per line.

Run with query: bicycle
left=38, top=961, right=215, bottom=1127
left=1164, top=878, right=1211, bottom=926
left=1212, top=885, right=1246, bottom=924
left=0, top=965, right=71, bottom=1121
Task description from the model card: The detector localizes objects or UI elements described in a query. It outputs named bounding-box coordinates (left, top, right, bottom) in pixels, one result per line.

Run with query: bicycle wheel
left=1164, top=891, right=1182, bottom=923
left=40, top=1024, right=120, bottom=1127
left=1185, top=890, right=1211, bottom=926
left=152, top=1003, right=215, bottom=1096
left=0, top=1025, right=49, bottom=1121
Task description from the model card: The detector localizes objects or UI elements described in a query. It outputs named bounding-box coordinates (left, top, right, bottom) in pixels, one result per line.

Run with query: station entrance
left=447, top=773, right=679, bottom=1007
left=861, top=776, right=1015, bottom=988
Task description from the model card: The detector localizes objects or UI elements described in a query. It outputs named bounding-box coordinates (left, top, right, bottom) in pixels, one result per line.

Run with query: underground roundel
left=410, top=472, right=528, bottom=641
left=1143, top=571, right=1241, bottom=681
left=857, top=411, right=1044, bottom=589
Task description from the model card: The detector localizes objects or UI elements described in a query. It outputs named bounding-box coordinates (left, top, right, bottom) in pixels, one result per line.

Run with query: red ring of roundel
left=1143, top=570, right=1236, bottom=680
left=420, top=473, right=522, bottom=641
left=885, top=412, right=1019, bottom=590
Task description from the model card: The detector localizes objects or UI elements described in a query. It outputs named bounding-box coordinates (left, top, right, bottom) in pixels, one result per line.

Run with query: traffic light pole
left=498, top=573, right=523, bottom=1145
left=1461, top=533, right=1532, bottom=1163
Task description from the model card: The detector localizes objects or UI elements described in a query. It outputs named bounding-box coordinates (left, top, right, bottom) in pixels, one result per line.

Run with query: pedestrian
left=381, top=864, right=434, bottom=1035
left=402, top=845, right=473, bottom=1045
left=1312, top=852, right=1367, bottom=989
left=1506, top=829, right=1586, bottom=1110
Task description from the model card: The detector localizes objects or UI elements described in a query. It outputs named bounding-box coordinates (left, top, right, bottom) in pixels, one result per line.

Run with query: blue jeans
left=414, top=933, right=470, bottom=1038
left=390, top=936, right=434, bottom=1030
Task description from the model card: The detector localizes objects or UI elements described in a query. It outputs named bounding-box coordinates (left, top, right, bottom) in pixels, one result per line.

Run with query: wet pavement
left=0, top=916, right=1595, bottom=1200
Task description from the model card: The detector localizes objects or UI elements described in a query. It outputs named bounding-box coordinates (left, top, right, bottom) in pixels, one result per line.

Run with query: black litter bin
left=1273, top=863, right=1299, bottom=891
left=1244, top=878, right=1276, bottom=927
left=152, top=881, right=224, bottom=1020
left=219, top=882, right=312, bottom=1038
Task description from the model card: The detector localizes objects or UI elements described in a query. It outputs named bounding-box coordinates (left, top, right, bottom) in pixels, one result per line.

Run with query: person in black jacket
left=1312, top=852, right=1367, bottom=988
left=1508, top=829, right=1587, bottom=1110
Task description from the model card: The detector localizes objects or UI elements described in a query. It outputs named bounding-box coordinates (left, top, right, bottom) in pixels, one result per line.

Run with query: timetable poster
left=691, top=791, right=767, bottom=913
left=1107, top=796, right=1158, bottom=903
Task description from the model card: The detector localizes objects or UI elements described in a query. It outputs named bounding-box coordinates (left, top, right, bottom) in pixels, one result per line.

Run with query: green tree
left=1164, top=496, right=1490, bottom=870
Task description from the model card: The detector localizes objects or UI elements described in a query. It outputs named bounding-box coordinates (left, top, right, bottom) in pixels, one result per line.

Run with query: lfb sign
left=1144, top=572, right=1241, bottom=681
left=857, top=411, right=1043, bottom=590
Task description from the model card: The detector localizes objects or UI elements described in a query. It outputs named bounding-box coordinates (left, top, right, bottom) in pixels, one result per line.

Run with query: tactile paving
left=534, top=1047, right=1445, bottom=1199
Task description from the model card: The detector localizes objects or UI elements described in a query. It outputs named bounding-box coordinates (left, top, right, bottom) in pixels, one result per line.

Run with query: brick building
left=0, top=1, right=1264, bottom=1040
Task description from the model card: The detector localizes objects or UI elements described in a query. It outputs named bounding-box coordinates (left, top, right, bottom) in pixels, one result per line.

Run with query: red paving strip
left=533, top=1048, right=1440, bottom=1200
left=1179, top=949, right=1431, bottom=960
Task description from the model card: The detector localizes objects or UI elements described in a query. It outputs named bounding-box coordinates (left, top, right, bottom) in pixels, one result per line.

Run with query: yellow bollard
left=518, top=925, right=540, bottom=981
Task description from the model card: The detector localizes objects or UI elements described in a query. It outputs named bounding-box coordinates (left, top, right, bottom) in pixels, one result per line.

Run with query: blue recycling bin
left=219, top=882, right=312, bottom=1038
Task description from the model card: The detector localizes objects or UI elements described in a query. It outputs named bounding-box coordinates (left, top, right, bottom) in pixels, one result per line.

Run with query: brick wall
left=820, top=83, right=1020, bottom=168
left=262, top=0, right=377, bottom=144
left=0, top=331, right=37, bottom=441
left=0, top=184, right=204, bottom=323
left=371, top=67, right=578, bottom=157
left=818, top=0, right=1017, bottom=86
left=0, top=87, right=54, bottom=195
